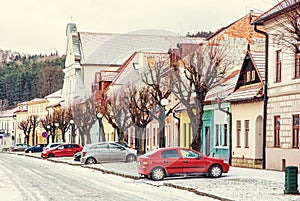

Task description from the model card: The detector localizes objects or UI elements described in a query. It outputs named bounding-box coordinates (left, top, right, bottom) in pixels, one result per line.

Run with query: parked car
left=81, top=142, right=137, bottom=164
left=73, top=151, right=81, bottom=161
left=137, top=147, right=230, bottom=181
left=115, top=141, right=129, bottom=148
left=41, top=143, right=83, bottom=158
left=25, top=144, right=47, bottom=153
left=44, top=142, right=62, bottom=151
left=11, top=143, right=30, bottom=151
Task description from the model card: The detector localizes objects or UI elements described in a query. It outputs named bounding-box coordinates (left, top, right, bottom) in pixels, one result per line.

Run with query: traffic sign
left=42, top=131, right=48, bottom=138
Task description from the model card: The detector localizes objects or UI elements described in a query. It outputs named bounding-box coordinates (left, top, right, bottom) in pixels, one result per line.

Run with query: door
left=159, top=149, right=182, bottom=174
left=205, top=126, right=211, bottom=156
left=255, top=116, right=263, bottom=159
left=109, top=143, right=126, bottom=161
left=180, top=149, right=206, bottom=173
left=54, top=145, right=67, bottom=157
left=92, top=143, right=110, bottom=162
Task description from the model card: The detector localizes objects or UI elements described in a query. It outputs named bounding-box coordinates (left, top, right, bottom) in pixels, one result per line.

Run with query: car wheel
left=150, top=167, right=165, bottom=181
left=208, top=164, right=223, bottom=178
left=48, top=153, right=55, bottom=158
left=126, top=154, right=137, bottom=162
left=85, top=157, right=96, bottom=164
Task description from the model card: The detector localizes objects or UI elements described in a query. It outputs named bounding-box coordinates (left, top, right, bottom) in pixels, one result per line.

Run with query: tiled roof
left=78, top=32, right=202, bottom=65
left=225, top=84, right=263, bottom=102
left=254, top=0, right=300, bottom=24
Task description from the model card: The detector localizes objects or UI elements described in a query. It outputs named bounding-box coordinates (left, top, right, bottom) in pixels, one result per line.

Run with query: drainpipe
left=254, top=23, right=268, bottom=170
left=217, top=98, right=232, bottom=166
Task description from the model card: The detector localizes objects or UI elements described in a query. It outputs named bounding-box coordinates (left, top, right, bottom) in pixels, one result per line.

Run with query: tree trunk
left=135, top=126, right=145, bottom=155
left=158, top=106, right=166, bottom=148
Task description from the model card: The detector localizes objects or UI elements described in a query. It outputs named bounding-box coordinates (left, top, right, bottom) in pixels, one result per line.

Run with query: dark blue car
left=25, top=144, right=47, bottom=153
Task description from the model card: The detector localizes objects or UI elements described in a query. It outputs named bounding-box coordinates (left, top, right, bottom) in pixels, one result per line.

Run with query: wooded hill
left=0, top=51, right=65, bottom=111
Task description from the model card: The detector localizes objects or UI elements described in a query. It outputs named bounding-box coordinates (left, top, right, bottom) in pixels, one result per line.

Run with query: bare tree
left=97, top=91, right=132, bottom=143
left=55, top=107, right=73, bottom=142
left=40, top=113, right=52, bottom=144
left=18, top=119, right=32, bottom=144
left=72, top=96, right=97, bottom=145
left=29, top=115, right=38, bottom=145
left=170, top=43, right=230, bottom=151
left=271, top=0, right=300, bottom=52
left=141, top=55, right=172, bottom=147
left=123, top=85, right=155, bottom=154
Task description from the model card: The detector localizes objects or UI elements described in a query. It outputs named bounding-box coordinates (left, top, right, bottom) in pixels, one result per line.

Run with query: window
left=246, top=71, right=251, bottom=82
left=245, top=120, right=249, bottom=148
left=180, top=149, right=200, bottom=158
left=274, top=116, right=280, bottom=147
left=215, top=124, right=219, bottom=146
left=223, top=124, right=228, bottom=146
left=276, top=50, right=282, bottom=82
left=161, top=149, right=179, bottom=158
left=295, top=45, right=300, bottom=78
left=237, top=121, right=241, bottom=147
left=252, top=70, right=256, bottom=81
left=292, top=115, right=300, bottom=148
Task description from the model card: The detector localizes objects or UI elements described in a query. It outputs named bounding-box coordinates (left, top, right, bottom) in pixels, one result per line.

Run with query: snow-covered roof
left=78, top=32, right=202, bottom=65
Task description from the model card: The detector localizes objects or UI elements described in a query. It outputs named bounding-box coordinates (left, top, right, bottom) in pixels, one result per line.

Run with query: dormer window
left=252, top=70, right=256, bottom=81
left=246, top=71, right=251, bottom=82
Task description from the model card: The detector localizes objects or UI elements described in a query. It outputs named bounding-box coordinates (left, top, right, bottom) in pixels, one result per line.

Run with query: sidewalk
left=15, top=152, right=300, bottom=201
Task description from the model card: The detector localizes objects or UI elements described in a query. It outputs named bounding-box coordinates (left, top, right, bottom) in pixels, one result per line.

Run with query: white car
left=44, top=142, right=63, bottom=151
left=81, top=142, right=137, bottom=164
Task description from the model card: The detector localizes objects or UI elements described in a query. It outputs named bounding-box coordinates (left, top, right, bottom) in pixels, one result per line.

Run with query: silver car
left=81, top=142, right=137, bottom=164
left=12, top=143, right=30, bottom=151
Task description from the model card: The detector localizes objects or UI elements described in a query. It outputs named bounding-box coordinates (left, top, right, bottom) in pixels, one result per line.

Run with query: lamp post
left=54, top=123, right=59, bottom=142
left=97, top=113, right=103, bottom=142
left=70, top=120, right=75, bottom=143
left=160, top=98, right=168, bottom=148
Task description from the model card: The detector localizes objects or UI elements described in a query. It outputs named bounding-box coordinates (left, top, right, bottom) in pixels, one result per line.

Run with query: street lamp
left=160, top=98, right=168, bottom=148
left=97, top=113, right=103, bottom=142
left=70, top=120, right=75, bottom=143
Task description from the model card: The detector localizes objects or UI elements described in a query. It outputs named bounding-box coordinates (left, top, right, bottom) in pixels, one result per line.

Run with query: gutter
left=253, top=23, right=268, bottom=170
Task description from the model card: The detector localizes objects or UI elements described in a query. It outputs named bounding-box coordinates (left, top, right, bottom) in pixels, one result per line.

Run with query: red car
left=137, top=147, right=229, bottom=181
left=41, top=143, right=83, bottom=158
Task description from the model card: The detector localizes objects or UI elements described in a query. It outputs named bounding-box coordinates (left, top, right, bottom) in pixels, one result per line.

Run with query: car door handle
left=183, top=160, right=188, bottom=163
left=164, top=160, right=168, bottom=163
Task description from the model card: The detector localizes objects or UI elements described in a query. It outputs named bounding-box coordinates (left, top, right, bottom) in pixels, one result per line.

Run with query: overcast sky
left=1, top=0, right=277, bottom=55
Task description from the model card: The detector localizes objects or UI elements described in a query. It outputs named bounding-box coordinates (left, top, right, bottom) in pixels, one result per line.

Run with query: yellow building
left=27, top=98, right=48, bottom=145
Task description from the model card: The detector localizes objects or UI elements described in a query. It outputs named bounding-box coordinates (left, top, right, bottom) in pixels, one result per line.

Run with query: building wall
left=231, top=101, right=263, bottom=168
left=263, top=16, right=300, bottom=171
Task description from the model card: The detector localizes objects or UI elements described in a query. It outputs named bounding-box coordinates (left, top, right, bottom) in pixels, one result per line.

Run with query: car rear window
left=161, top=150, right=179, bottom=158
left=143, top=149, right=158, bottom=157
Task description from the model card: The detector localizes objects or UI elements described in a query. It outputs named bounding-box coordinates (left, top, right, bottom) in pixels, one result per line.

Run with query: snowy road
left=0, top=154, right=215, bottom=201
